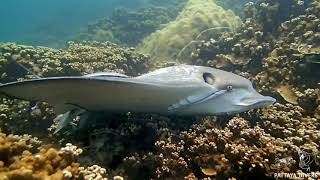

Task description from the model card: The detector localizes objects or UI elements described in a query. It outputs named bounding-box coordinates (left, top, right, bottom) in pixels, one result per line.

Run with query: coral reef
left=78, top=165, right=108, bottom=180
left=0, top=131, right=80, bottom=179
left=190, top=0, right=320, bottom=93
left=244, top=0, right=313, bottom=34
left=0, top=129, right=128, bottom=180
left=0, top=41, right=148, bottom=79
left=215, top=0, right=250, bottom=17
left=153, top=108, right=320, bottom=178
left=75, top=0, right=187, bottom=47
left=0, top=41, right=148, bottom=137
left=137, top=0, right=241, bottom=67
left=51, top=113, right=198, bottom=179
left=0, top=0, right=320, bottom=179
left=161, top=0, right=320, bottom=178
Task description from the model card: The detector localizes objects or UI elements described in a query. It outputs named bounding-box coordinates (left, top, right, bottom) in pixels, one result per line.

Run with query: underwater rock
left=137, top=0, right=241, bottom=67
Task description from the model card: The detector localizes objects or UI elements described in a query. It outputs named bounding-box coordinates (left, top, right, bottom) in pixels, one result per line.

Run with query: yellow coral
left=137, top=0, right=241, bottom=67
left=0, top=131, right=80, bottom=179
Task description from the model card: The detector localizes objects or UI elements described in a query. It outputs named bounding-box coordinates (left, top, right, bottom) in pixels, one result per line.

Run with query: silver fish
left=0, top=65, right=275, bottom=116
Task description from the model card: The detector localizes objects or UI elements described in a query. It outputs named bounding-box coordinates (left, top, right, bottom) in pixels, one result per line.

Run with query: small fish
left=53, top=108, right=86, bottom=134
left=0, top=65, right=275, bottom=116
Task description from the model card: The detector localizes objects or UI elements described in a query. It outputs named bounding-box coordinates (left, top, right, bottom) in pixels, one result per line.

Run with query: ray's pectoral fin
left=168, top=89, right=223, bottom=112
left=82, top=72, right=129, bottom=78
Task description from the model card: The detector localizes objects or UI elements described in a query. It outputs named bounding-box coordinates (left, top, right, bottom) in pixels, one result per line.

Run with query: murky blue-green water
left=0, top=0, right=149, bottom=47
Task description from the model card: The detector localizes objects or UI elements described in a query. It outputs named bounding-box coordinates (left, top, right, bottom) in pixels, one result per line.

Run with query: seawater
left=0, top=0, right=148, bottom=47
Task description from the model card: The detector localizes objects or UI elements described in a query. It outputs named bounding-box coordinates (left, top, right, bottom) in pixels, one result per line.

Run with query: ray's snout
left=239, top=93, right=276, bottom=107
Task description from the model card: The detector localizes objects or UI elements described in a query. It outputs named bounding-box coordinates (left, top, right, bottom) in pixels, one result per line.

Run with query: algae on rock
left=137, top=0, right=241, bottom=67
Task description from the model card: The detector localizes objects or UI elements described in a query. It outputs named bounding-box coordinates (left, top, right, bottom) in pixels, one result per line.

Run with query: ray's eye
left=226, top=85, right=233, bottom=91
left=203, top=73, right=215, bottom=85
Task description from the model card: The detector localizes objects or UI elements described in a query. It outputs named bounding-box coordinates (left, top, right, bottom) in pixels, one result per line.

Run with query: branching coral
left=0, top=130, right=126, bottom=179
left=0, top=131, right=80, bottom=179
left=152, top=108, right=320, bottom=179
left=78, top=165, right=108, bottom=180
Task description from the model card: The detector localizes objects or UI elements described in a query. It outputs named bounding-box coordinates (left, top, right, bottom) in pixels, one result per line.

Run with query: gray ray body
left=0, top=65, right=275, bottom=116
